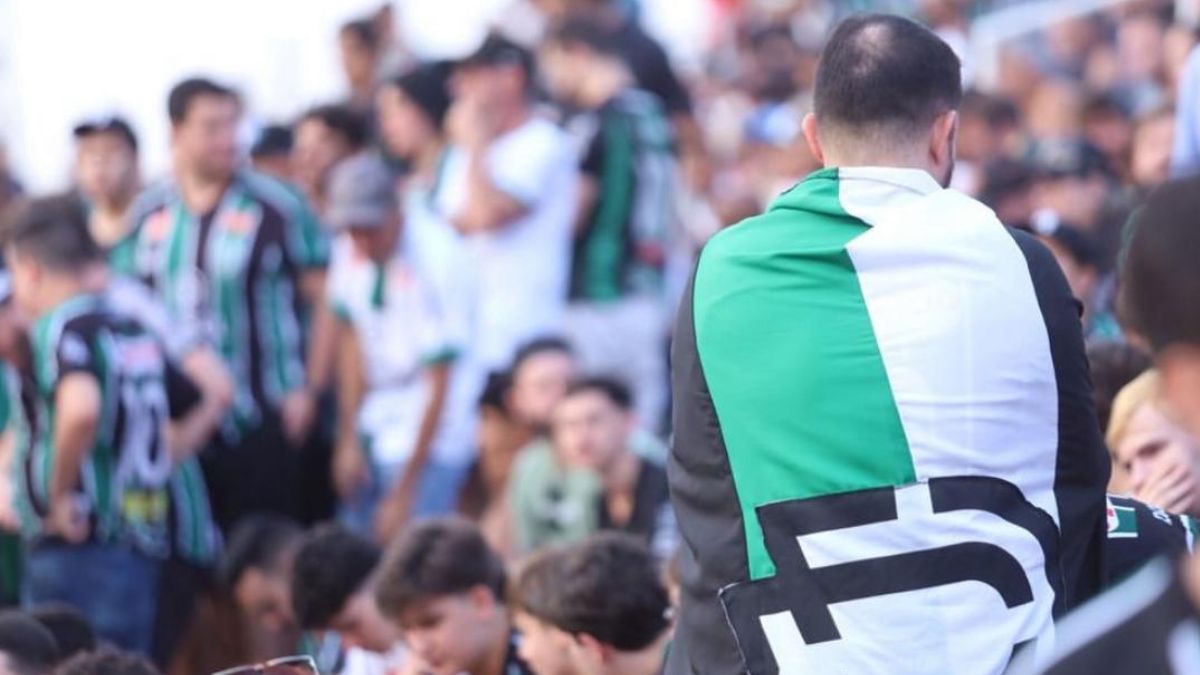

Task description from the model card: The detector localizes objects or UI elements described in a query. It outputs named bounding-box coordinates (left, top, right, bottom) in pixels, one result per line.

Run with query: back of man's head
left=511, top=533, right=670, bottom=653
left=54, top=649, right=159, bottom=675
left=27, top=605, right=95, bottom=662
left=0, top=611, right=60, bottom=675
left=291, top=523, right=381, bottom=630
left=374, top=517, right=506, bottom=620
left=217, top=514, right=304, bottom=590
left=1, top=195, right=100, bottom=272
left=813, top=14, right=961, bottom=148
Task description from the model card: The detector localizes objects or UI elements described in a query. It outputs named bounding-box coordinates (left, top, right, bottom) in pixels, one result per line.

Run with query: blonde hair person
left=1106, top=370, right=1200, bottom=515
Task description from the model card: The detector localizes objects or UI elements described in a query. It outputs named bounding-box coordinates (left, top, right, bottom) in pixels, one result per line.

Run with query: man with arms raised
left=668, top=14, right=1108, bottom=675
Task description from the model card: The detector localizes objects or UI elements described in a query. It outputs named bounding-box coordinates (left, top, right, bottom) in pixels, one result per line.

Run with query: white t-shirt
left=436, top=115, right=576, bottom=372
left=327, top=237, right=474, bottom=467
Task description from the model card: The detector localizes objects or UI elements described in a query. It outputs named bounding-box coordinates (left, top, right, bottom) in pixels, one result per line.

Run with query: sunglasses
left=212, top=656, right=319, bottom=675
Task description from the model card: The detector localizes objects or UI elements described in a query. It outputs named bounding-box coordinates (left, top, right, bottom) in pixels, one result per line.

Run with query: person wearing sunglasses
left=374, top=518, right=533, bottom=675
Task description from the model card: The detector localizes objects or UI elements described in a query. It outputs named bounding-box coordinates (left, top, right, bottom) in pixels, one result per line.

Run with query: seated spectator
left=510, top=533, right=672, bottom=675
left=0, top=610, right=60, bottom=675
left=373, top=518, right=533, bottom=675
left=217, top=515, right=304, bottom=658
left=1106, top=370, right=1200, bottom=514
left=54, top=649, right=158, bottom=675
left=26, top=605, right=95, bottom=663
left=979, top=158, right=1036, bottom=231
left=457, top=373, right=523, bottom=556
left=324, top=152, right=470, bottom=542
left=1037, top=221, right=1119, bottom=340
left=290, top=523, right=404, bottom=667
left=553, top=378, right=675, bottom=559
left=507, top=339, right=665, bottom=554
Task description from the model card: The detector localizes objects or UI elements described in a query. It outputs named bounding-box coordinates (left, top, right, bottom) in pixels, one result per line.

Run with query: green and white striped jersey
left=668, top=167, right=1110, bottom=675
left=123, top=170, right=328, bottom=435
left=23, top=294, right=201, bottom=557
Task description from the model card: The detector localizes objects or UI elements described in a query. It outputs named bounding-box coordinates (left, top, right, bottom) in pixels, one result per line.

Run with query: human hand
left=333, top=436, right=370, bottom=501
left=46, top=495, right=89, bottom=544
left=281, top=389, right=317, bottom=447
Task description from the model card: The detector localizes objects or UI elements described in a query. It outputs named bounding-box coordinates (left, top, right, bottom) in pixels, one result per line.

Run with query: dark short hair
left=1043, top=224, right=1099, bottom=270
left=1, top=195, right=102, bottom=271
left=168, top=77, right=239, bottom=125
left=1121, top=176, right=1200, bottom=352
left=1087, top=341, right=1152, bottom=435
left=564, top=376, right=634, bottom=412
left=250, top=125, right=294, bottom=159
left=478, top=371, right=512, bottom=416
left=814, top=14, right=962, bottom=139
left=511, top=336, right=574, bottom=377
left=341, top=18, right=380, bottom=53
left=291, top=523, right=382, bottom=630
left=545, top=16, right=623, bottom=56
left=375, top=518, right=506, bottom=619
left=297, top=104, right=370, bottom=152
left=0, top=610, right=60, bottom=675
left=510, top=533, right=670, bottom=651
left=54, top=649, right=159, bottom=675
left=27, top=605, right=95, bottom=661
left=217, top=514, right=304, bottom=590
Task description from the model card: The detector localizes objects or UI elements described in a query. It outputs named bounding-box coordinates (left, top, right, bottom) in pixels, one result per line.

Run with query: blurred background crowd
left=1, top=0, right=1200, bottom=674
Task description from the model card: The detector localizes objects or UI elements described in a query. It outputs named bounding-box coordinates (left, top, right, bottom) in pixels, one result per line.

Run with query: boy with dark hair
left=511, top=533, right=672, bottom=675
left=374, top=518, right=532, bottom=675
left=27, top=604, right=95, bottom=662
left=0, top=611, right=60, bottom=675
left=217, top=514, right=304, bottom=636
left=289, top=523, right=402, bottom=661
left=2, top=196, right=209, bottom=655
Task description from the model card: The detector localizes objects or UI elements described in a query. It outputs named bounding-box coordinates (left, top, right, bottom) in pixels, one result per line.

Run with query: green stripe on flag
left=693, top=168, right=916, bottom=580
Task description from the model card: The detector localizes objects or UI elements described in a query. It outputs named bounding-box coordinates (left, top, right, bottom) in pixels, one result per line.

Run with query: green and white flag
left=668, top=167, right=1109, bottom=675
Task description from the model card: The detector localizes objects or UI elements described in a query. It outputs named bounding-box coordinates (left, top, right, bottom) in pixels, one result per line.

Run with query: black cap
left=250, top=124, right=294, bottom=159
left=72, top=115, right=138, bottom=153
left=458, top=33, right=534, bottom=76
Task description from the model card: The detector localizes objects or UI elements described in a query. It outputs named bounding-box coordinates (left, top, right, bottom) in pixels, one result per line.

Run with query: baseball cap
left=458, top=32, right=534, bottom=76
left=72, top=115, right=138, bottom=153
left=324, top=152, right=397, bottom=231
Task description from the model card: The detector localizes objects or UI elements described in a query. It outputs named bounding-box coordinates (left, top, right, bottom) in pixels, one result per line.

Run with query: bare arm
left=451, top=145, right=528, bottom=234
left=332, top=318, right=369, bottom=500
left=302, top=269, right=335, bottom=394
left=49, top=373, right=102, bottom=541
left=167, top=348, right=235, bottom=462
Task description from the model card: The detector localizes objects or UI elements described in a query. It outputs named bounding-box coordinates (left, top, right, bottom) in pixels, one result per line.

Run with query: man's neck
left=601, top=450, right=640, bottom=496
left=36, top=278, right=90, bottom=318
left=177, top=166, right=233, bottom=215
left=606, top=641, right=668, bottom=675
left=469, top=616, right=512, bottom=675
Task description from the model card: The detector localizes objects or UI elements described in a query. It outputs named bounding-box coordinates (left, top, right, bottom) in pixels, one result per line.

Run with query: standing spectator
left=551, top=378, right=675, bottom=559
left=0, top=611, right=59, bottom=675
left=373, top=518, right=534, bottom=675
left=3, top=197, right=212, bottom=655
left=323, top=152, right=469, bottom=541
left=290, top=524, right=406, bottom=670
left=540, top=18, right=676, bottom=429
left=71, top=117, right=141, bottom=263
left=437, top=34, right=576, bottom=375
left=291, top=105, right=370, bottom=219
left=511, top=533, right=672, bottom=675
left=669, top=15, right=1108, bottom=674
left=339, top=19, right=383, bottom=116
left=126, top=77, right=333, bottom=533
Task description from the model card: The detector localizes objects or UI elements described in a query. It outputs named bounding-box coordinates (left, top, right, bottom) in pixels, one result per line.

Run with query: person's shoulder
left=504, top=115, right=568, bottom=151
left=237, top=169, right=310, bottom=220
left=128, top=179, right=177, bottom=224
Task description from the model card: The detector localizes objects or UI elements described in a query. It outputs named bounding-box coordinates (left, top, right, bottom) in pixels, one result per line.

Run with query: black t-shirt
left=1022, top=557, right=1200, bottom=674
left=1104, top=495, right=1198, bottom=584
left=597, top=458, right=674, bottom=557
left=613, top=19, right=692, bottom=117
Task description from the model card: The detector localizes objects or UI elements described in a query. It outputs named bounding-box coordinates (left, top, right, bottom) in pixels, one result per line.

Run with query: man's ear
left=801, top=113, right=825, bottom=165
left=930, top=110, right=958, bottom=168
left=576, top=633, right=613, bottom=664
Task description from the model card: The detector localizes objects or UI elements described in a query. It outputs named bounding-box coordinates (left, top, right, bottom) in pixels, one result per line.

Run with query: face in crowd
left=172, top=93, right=241, bottom=183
